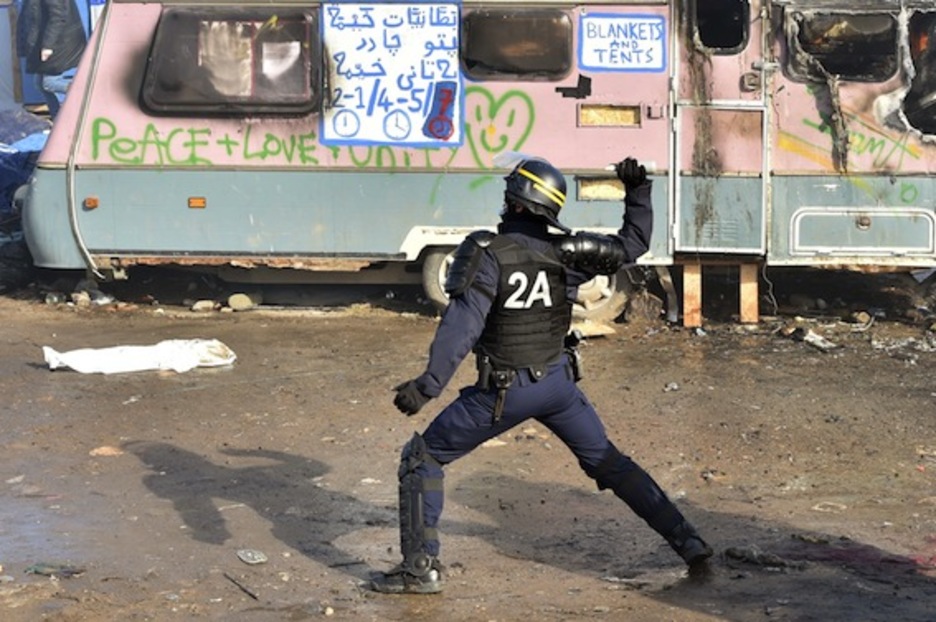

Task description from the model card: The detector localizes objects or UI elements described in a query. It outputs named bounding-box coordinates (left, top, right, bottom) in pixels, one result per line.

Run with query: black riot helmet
left=503, top=158, right=570, bottom=233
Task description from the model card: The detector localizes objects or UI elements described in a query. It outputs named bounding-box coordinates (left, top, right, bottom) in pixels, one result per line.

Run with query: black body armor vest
left=477, top=236, right=572, bottom=370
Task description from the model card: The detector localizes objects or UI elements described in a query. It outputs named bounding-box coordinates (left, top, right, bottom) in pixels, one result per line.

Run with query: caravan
left=15, top=0, right=936, bottom=322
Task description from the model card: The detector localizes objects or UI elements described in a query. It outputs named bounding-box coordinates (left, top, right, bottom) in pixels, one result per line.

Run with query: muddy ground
left=1, top=267, right=935, bottom=621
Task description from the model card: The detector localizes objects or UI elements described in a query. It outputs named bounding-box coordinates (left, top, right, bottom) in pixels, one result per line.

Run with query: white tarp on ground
left=42, top=339, right=237, bottom=374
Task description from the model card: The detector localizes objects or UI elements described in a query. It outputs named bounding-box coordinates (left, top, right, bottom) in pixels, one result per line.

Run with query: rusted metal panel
left=92, top=255, right=378, bottom=272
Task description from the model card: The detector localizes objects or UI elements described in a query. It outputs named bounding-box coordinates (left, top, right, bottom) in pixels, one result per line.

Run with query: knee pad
left=585, top=442, right=681, bottom=532
left=583, top=442, right=631, bottom=491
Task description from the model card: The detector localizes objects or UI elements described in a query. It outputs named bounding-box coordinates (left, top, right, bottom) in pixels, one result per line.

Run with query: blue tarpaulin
left=1, top=147, right=40, bottom=232
left=0, top=103, right=48, bottom=292
left=0, top=102, right=50, bottom=236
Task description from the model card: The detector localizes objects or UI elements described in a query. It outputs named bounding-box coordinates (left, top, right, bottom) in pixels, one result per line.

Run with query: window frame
left=783, top=9, right=899, bottom=84
left=140, top=7, right=323, bottom=117
left=690, top=0, right=750, bottom=55
left=460, top=8, right=574, bottom=82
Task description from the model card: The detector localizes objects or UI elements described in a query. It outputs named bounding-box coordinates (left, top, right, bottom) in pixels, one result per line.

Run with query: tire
left=571, top=269, right=632, bottom=323
left=421, top=246, right=631, bottom=323
left=421, top=247, right=456, bottom=313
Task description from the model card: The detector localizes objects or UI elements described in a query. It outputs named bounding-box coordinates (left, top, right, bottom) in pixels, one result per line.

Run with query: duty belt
left=475, top=354, right=550, bottom=424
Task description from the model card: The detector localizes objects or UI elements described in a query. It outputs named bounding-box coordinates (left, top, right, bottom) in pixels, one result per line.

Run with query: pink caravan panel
left=771, top=72, right=936, bottom=175
left=49, top=2, right=668, bottom=173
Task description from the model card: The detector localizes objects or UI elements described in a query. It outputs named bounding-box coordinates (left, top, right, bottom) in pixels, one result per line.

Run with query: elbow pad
left=554, top=232, right=627, bottom=275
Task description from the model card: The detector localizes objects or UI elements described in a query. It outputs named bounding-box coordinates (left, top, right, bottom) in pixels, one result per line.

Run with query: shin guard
left=398, top=433, right=443, bottom=576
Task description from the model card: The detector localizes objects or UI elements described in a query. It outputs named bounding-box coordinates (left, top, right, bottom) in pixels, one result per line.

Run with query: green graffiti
left=92, top=118, right=212, bottom=165
left=340, top=145, right=458, bottom=170
left=463, top=86, right=535, bottom=169
left=801, top=114, right=919, bottom=171
left=900, top=182, right=919, bottom=204
left=88, top=90, right=536, bottom=172
left=241, top=126, right=319, bottom=164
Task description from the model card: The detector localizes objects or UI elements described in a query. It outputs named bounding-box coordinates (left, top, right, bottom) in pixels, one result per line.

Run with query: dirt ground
left=1, top=267, right=935, bottom=621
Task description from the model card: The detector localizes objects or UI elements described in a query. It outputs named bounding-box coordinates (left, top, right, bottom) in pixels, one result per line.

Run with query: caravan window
left=461, top=9, right=572, bottom=80
left=787, top=11, right=898, bottom=82
left=141, top=8, right=321, bottom=115
left=693, top=0, right=749, bottom=53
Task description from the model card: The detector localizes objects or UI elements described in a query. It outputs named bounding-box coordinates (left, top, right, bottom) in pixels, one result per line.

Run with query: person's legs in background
left=36, top=70, right=75, bottom=120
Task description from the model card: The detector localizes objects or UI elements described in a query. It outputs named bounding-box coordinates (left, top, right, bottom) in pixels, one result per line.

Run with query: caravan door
left=672, top=0, right=769, bottom=254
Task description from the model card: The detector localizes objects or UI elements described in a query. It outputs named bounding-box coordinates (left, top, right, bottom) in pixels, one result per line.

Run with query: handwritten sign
left=322, top=3, right=462, bottom=146
left=579, top=14, right=666, bottom=72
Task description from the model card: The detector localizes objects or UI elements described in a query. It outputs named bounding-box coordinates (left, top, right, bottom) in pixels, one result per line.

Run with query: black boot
left=665, top=521, right=713, bottom=568
left=370, top=556, right=444, bottom=594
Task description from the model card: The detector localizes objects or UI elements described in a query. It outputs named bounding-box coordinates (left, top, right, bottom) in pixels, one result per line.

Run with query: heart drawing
left=463, top=86, right=536, bottom=170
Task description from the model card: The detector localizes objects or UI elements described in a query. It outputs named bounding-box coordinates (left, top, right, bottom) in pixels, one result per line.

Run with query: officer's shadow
left=446, top=470, right=936, bottom=622
left=123, top=442, right=936, bottom=620
left=123, top=440, right=399, bottom=581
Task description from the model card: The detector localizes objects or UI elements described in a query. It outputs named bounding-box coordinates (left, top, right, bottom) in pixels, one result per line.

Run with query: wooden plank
left=682, top=263, right=702, bottom=327
left=739, top=263, right=759, bottom=324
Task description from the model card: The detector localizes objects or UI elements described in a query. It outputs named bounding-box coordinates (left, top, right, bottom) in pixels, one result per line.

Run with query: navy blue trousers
left=412, top=357, right=683, bottom=557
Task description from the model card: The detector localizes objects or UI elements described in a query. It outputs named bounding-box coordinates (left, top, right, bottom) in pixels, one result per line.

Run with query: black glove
left=615, top=157, right=647, bottom=190
left=393, top=380, right=431, bottom=416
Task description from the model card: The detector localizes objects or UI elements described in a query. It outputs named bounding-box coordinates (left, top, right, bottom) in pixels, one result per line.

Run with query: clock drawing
left=383, top=110, right=412, bottom=141
left=332, top=110, right=360, bottom=138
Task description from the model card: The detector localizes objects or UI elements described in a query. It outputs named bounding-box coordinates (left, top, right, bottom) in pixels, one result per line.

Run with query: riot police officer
left=371, top=156, right=713, bottom=594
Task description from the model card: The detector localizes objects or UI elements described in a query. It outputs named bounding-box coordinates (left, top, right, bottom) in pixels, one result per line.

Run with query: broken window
left=693, top=0, right=749, bottom=53
left=785, top=11, right=898, bottom=83
left=141, top=8, right=322, bottom=116
left=904, top=12, right=936, bottom=134
left=461, top=9, right=572, bottom=81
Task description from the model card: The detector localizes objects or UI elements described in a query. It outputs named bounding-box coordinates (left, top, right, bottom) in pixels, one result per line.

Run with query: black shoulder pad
left=467, top=230, right=495, bottom=247
left=444, top=231, right=496, bottom=297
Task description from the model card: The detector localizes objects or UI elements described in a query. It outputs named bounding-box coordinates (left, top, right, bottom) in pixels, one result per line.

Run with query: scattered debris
left=44, top=292, right=66, bottom=305
left=811, top=501, right=847, bottom=513
left=846, top=310, right=875, bottom=333
left=911, top=268, right=936, bottom=283
left=724, top=546, right=808, bottom=570
left=228, top=292, right=263, bottom=311
left=791, top=533, right=834, bottom=545
left=780, top=325, right=839, bottom=352
left=917, top=446, right=936, bottom=464
left=24, top=563, right=85, bottom=578
left=600, top=574, right=653, bottom=590
left=191, top=300, right=219, bottom=312
left=89, top=446, right=124, bottom=457
left=871, top=334, right=936, bottom=357
left=236, top=549, right=268, bottom=565
left=223, top=572, right=259, bottom=599
left=701, top=468, right=727, bottom=483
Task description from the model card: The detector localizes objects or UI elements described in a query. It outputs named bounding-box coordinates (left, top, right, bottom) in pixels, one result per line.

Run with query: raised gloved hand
left=393, top=379, right=431, bottom=415
left=615, top=157, right=647, bottom=190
